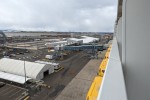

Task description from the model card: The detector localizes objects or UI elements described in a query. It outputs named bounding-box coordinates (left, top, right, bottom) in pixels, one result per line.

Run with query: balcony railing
left=97, top=37, right=127, bottom=100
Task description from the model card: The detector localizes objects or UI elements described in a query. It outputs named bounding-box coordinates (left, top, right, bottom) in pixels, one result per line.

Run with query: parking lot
left=0, top=83, right=26, bottom=100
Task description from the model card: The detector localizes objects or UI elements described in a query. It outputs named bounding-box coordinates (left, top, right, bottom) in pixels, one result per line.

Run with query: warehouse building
left=45, top=36, right=98, bottom=50
left=45, top=40, right=82, bottom=50
left=68, top=36, right=99, bottom=44
left=0, top=58, right=54, bottom=84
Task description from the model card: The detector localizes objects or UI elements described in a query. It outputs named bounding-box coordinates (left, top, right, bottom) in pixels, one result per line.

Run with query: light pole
left=23, top=41, right=27, bottom=85
left=23, top=57, right=27, bottom=84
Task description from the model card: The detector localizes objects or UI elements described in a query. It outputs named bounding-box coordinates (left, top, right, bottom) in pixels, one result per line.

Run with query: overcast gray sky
left=0, top=0, right=117, bottom=32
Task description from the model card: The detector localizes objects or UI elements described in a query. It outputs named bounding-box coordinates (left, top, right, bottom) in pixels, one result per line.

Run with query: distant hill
left=0, top=29, right=21, bottom=32
left=0, top=29, right=113, bottom=34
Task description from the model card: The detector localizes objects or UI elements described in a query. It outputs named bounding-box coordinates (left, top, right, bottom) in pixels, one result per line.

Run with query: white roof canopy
left=69, top=36, right=99, bottom=43
left=35, top=60, right=59, bottom=66
left=0, top=58, right=47, bottom=79
left=0, top=71, right=31, bottom=84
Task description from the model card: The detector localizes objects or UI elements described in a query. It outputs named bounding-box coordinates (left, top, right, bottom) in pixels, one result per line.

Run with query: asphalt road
left=31, top=51, right=90, bottom=100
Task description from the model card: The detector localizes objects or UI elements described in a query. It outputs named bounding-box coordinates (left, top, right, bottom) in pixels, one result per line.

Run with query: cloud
left=0, top=0, right=117, bottom=32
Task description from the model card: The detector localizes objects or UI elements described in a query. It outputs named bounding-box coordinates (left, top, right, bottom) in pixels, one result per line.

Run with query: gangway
left=64, top=45, right=104, bottom=51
